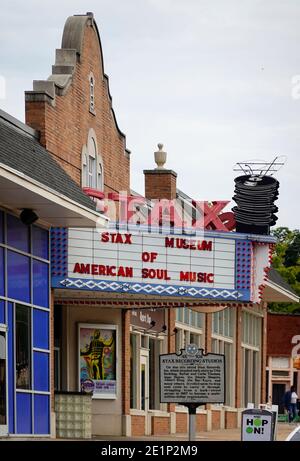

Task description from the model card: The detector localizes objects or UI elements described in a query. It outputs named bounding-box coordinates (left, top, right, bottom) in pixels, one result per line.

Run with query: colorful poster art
left=79, top=324, right=117, bottom=398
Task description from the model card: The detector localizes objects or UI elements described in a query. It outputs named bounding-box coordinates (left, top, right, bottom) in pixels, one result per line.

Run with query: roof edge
left=0, top=109, right=39, bottom=139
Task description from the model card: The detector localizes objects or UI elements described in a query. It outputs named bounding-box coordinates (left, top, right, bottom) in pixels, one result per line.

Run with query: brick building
left=267, top=304, right=300, bottom=413
left=16, top=12, right=298, bottom=437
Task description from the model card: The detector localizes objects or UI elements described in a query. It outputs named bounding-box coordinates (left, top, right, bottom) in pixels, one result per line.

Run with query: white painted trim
left=265, top=280, right=299, bottom=303
left=0, top=162, right=109, bottom=227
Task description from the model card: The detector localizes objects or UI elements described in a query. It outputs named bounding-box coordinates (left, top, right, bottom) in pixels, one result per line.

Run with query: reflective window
left=7, top=214, right=29, bottom=253
left=0, top=211, right=3, bottom=243
left=16, top=304, right=31, bottom=389
left=0, top=248, right=4, bottom=296
left=7, top=251, right=30, bottom=303
left=33, top=260, right=49, bottom=308
left=32, top=226, right=48, bottom=259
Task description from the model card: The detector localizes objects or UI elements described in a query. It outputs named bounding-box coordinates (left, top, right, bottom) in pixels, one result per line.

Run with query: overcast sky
left=0, top=0, right=299, bottom=229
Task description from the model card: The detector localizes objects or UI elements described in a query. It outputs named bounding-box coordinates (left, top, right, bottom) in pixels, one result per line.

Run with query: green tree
left=269, top=227, right=300, bottom=313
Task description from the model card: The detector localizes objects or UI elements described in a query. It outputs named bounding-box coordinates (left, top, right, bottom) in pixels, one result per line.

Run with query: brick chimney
left=144, top=144, right=177, bottom=200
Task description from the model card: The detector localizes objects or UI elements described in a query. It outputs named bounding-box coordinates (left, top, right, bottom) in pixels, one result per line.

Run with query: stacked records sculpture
left=232, top=175, right=279, bottom=235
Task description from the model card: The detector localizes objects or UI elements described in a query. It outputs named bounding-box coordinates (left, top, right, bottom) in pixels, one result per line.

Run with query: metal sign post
left=159, top=344, right=225, bottom=441
left=186, top=403, right=201, bottom=442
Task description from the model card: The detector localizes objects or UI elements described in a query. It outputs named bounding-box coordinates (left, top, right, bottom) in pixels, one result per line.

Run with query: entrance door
left=0, top=328, right=7, bottom=436
left=272, top=383, right=286, bottom=414
left=140, top=353, right=150, bottom=434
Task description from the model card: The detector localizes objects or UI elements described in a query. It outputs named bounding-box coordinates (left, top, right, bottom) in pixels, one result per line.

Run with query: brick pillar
left=205, top=313, right=212, bottom=413
left=168, top=308, right=176, bottom=413
left=122, top=309, right=131, bottom=415
left=235, top=306, right=243, bottom=408
left=205, top=313, right=212, bottom=353
left=144, top=144, right=177, bottom=201
left=144, top=169, right=177, bottom=200
left=261, top=302, right=268, bottom=404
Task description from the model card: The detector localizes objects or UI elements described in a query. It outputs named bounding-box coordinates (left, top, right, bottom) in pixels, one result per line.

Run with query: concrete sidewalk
left=91, top=423, right=298, bottom=442
left=0, top=423, right=297, bottom=441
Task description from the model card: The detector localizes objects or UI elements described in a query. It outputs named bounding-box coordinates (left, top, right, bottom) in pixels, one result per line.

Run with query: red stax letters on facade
left=101, top=232, right=132, bottom=244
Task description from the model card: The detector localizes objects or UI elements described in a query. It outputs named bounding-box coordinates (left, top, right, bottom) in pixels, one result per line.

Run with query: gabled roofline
left=0, top=109, right=39, bottom=139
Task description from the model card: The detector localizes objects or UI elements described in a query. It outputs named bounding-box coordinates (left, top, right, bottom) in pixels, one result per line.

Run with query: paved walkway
left=0, top=423, right=298, bottom=441
left=91, top=423, right=297, bottom=442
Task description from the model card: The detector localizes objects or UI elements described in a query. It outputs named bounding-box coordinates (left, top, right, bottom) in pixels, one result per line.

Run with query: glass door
left=140, top=354, right=149, bottom=412
left=0, top=329, right=7, bottom=436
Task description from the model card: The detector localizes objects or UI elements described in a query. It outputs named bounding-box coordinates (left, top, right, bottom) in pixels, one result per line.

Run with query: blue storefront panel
left=33, top=309, right=49, bottom=350
left=32, top=226, right=49, bottom=260
left=0, top=210, right=50, bottom=435
left=7, top=214, right=30, bottom=253
left=16, top=393, right=32, bottom=434
left=0, top=247, right=4, bottom=297
left=33, top=352, right=49, bottom=392
left=7, top=251, right=30, bottom=303
left=8, top=302, right=15, bottom=434
left=34, top=395, right=50, bottom=434
left=0, top=300, right=4, bottom=325
left=0, top=210, right=3, bottom=243
left=33, top=260, right=49, bottom=308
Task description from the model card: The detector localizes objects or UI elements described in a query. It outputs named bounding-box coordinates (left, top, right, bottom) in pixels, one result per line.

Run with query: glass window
left=212, top=338, right=218, bottom=353
left=88, top=155, right=96, bottom=188
left=16, top=304, right=31, bottom=389
left=196, top=312, right=203, bottom=328
left=0, top=300, right=4, bottom=324
left=130, top=334, right=138, bottom=409
left=0, top=211, right=3, bottom=243
left=82, top=151, right=88, bottom=187
left=33, top=260, right=49, bottom=308
left=213, top=311, right=218, bottom=334
left=7, top=214, right=29, bottom=253
left=89, top=75, right=95, bottom=112
left=32, top=226, right=49, bottom=259
left=33, top=309, right=49, bottom=350
left=149, top=338, right=161, bottom=410
left=224, top=342, right=233, bottom=406
left=0, top=247, right=4, bottom=297
left=98, top=163, right=103, bottom=192
left=184, top=308, right=190, bottom=324
left=7, top=251, right=30, bottom=303
left=33, top=352, right=49, bottom=392
left=16, top=393, right=32, bottom=434
left=190, top=332, right=200, bottom=347
left=176, top=308, right=183, bottom=322
left=34, top=395, right=50, bottom=435
left=0, top=331, right=6, bottom=425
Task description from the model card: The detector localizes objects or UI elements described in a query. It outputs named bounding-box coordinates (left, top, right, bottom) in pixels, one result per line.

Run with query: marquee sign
left=51, top=226, right=273, bottom=302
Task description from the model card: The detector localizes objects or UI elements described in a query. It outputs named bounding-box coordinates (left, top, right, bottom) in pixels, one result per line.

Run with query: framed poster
left=78, top=323, right=117, bottom=399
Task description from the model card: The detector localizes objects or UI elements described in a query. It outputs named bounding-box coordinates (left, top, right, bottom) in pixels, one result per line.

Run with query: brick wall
left=25, top=14, right=130, bottom=196
left=176, top=413, right=188, bottom=433
left=131, top=416, right=145, bottom=437
left=211, top=410, right=221, bottom=430
left=151, top=416, right=170, bottom=435
left=144, top=170, right=177, bottom=200
left=196, top=413, right=207, bottom=432
left=267, top=312, right=300, bottom=356
left=225, top=411, right=237, bottom=429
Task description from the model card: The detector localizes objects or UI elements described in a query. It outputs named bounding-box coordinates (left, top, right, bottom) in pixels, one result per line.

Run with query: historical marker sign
left=159, top=344, right=225, bottom=404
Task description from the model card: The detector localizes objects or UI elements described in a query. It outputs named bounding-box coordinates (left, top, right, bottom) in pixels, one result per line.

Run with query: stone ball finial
left=154, top=143, right=167, bottom=169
